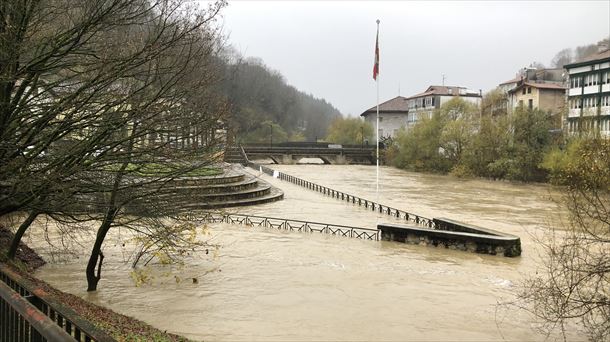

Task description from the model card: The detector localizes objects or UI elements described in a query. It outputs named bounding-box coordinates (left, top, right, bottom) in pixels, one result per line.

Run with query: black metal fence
left=195, top=212, right=380, bottom=241
left=0, top=265, right=115, bottom=342
left=248, top=162, right=437, bottom=229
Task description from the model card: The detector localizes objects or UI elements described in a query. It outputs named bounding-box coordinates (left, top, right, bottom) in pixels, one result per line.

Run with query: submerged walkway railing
left=0, top=264, right=115, bottom=342
left=248, top=162, right=437, bottom=229
left=244, top=162, right=521, bottom=257
left=195, top=212, right=380, bottom=241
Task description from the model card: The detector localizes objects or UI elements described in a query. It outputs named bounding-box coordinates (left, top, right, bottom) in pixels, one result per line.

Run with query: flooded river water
left=31, top=165, right=583, bottom=341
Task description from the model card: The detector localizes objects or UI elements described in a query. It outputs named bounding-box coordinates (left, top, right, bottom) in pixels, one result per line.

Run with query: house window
left=522, top=88, right=526, bottom=95
left=379, top=117, right=383, bottom=122
left=528, top=99, right=533, bottom=109
left=519, top=100, right=524, bottom=107
left=527, top=87, right=532, bottom=94
left=425, top=97, right=432, bottom=107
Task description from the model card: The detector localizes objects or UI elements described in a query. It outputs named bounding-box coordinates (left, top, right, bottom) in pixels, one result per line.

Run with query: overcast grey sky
left=219, top=1, right=610, bottom=116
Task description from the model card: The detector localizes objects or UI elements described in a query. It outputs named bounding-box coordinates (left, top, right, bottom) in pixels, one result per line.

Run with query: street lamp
left=361, top=126, right=364, bottom=148
left=269, top=122, right=273, bottom=148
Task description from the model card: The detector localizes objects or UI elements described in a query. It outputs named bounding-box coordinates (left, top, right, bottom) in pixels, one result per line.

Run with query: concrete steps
left=126, top=168, right=282, bottom=213
left=224, top=147, right=247, bottom=164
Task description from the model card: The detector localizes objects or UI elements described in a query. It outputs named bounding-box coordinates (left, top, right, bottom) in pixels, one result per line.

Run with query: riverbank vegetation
left=325, top=117, right=374, bottom=145
left=519, top=139, right=609, bottom=341
left=386, top=95, right=567, bottom=183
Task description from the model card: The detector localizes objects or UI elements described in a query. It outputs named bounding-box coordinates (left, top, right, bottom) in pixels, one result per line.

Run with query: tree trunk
left=86, top=207, right=117, bottom=291
left=7, top=211, right=39, bottom=259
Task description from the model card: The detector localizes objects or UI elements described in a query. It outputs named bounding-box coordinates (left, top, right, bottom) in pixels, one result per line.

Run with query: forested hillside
left=219, top=55, right=342, bottom=143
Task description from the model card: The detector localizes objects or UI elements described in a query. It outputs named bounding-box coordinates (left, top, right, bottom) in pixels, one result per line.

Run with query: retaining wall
left=379, top=221, right=521, bottom=257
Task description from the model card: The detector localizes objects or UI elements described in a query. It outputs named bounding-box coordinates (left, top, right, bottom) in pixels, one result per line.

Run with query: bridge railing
left=194, top=212, right=380, bottom=241
left=0, top=264, right=116, bottom=342
left=248, top=162, right=437, bottom=229
left=241, top=142, right=381, bottom=149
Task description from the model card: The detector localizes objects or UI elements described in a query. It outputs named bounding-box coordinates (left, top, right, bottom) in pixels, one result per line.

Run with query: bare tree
left=1, top=0, right=230, bottom=290
left=551, top=48, right=573, bottom=68
left=520, top=138, right=609, bottom=341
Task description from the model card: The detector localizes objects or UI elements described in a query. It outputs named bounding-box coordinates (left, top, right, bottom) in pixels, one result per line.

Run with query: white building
left=360, top=96, right=409, bottom=141
left=360, top=86, right=482, bottom=141
left=404, top=86, right=481, bottom=129
left=564, top=43, right=610, bottom=137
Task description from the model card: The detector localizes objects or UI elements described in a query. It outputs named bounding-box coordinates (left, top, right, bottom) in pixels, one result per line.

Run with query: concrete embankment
left=379, top=218, right=521, bottom=257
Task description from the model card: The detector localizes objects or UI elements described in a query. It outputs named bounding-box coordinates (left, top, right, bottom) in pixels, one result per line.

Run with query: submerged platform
left=379, top=218, right=521, bottom=257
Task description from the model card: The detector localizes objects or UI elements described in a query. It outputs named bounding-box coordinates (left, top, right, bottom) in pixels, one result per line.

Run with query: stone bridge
left=240, top=144, right=377, bottom=165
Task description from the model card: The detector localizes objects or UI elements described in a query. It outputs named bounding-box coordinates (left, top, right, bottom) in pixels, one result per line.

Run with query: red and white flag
left=373, top=25, right=379, bottom=80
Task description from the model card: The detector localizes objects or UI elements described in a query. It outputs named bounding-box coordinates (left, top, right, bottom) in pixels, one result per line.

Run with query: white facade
left=406, top=91, right=482, bottom=129
left=360, top=88, right=482, bottom=141
left=363, top=112, right=408, bottom=140
left=565, top=53, right=610, bottom=137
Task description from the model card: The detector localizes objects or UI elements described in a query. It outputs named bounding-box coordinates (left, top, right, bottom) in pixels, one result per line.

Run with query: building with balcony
left=500, top=68, right=566, bottom=115
left=508, top=81, right=567, bottom=113
left=564, top=43, right=610, bottom=137
left=404, top=86, right=481, bottom=129
left=360, top=86, right=482, bottom=141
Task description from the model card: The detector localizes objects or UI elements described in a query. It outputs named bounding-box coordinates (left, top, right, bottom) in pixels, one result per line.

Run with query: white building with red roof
left=360, top=86, right=482, bottom=140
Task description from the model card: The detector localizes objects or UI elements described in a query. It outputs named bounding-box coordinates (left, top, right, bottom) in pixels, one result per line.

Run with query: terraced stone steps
left=154, top=176, right=260, bottom=195
left=179, top=187, right=284, bottom=209
left=127, top=167, right=282, bottom=213
left=155, top=182, right=272, bottom=203
left=224, top=147, right=247, bottom=164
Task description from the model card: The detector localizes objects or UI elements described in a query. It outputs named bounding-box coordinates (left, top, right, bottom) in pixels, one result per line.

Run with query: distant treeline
left=219, top=53, right=342, bottom=144
left=548, top=38, right=608, bottom=68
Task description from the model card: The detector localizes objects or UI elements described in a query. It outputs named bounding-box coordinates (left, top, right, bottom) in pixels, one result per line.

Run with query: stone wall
left=379, top=220, right=521, bottom=257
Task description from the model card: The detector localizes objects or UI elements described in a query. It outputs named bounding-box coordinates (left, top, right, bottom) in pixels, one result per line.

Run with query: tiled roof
left=499, top=77, right=521, bottom=85
left=406, top=85, right=481, bottom=99
left=509, top=81, right=566, bottom=93
left=361, top=96, right=409, bottom=116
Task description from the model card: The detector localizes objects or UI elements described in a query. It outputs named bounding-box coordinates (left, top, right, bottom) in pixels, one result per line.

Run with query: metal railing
left=248, top=162, right=437, bottom=229
left=0, top=265, right=115, bottom=342
left=194, top=212, right=380, bottom=241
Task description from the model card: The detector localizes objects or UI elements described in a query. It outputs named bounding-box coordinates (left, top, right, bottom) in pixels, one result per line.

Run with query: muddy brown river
left=30, top=165, right=584, bottom=341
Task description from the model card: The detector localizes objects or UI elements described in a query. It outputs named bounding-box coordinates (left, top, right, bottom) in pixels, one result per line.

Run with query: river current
left=31, top=164, right=583, bottom=341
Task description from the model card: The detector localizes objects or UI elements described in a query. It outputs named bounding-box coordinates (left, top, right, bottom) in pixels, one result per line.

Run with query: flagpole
left=375, top=19, right=380, bottom=209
